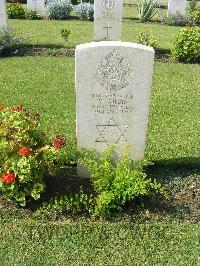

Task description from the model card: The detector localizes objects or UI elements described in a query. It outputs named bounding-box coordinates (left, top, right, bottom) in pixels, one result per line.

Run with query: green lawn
left=1, top=57, right=199, bottom=161
left=9, top=18, right=180, bottom=50
left=0, top=220, right=199, bottom=265
left=0, top=3, right=200, bottom=265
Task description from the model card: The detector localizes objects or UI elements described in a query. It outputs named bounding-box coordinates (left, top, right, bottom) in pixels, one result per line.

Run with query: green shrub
left=25, top=10, right=42, bottom=20
left=7, top=3, right=26, bottom=19
left=137, top=0, right=157, bottom=22
left=0, top=105, right=73, bottom=206
left=137, top=31, right=159, bottom=49
left=79, top=147, right=167, bottom=217
left=188, top=0, right=198, bottom=11
left=171, top=27, right=200, bottom=62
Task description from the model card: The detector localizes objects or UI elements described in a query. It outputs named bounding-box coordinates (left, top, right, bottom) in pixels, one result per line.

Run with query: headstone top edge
left=76, top=41, right=155, bottom=53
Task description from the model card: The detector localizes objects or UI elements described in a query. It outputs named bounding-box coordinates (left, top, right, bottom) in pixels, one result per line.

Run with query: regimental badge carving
left=96, top=49, right=133, bottom=91
left=102, top=0, right=116, bottom=19
left=95, top=117, right=128, bottom=145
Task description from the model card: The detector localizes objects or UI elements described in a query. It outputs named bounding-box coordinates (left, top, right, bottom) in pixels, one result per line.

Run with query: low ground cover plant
left=36, top=147, right=167, bottom=218
left=0, top=105, right=75, bottom=206
left=79, top=147, right=167, bottom=217
left=171, top=26, right=200, bottom=62
left=164, top=13, right=193, bottom=26
left=0, top=28, right=31, bottom=56
left=25, top=10, right=42, bottom=20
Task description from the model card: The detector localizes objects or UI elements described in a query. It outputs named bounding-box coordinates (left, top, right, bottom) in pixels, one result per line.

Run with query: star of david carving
left=95, top=118, right=128, bottom=145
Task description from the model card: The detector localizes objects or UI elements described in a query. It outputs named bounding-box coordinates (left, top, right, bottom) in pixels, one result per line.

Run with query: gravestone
left=27, top=0, right=46, bottom=16
left=94, top=0, right=124, bottom=41
left=76, top=41, right=155, bottom=176
left=0, top=0, right=8, bottom=31
left=168, top=0, right=187, bottom=15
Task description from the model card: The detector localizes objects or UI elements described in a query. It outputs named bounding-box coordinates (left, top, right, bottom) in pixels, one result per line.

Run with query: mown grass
left=0, top=57, right=199, bottom=162
left=8, top=4, right=182, bottom=51
left=0, top=219, right=199, bottom=266
left=9, top=18, right=180, bottom=50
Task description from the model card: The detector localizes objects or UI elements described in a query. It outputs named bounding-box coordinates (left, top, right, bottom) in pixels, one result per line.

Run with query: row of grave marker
left=1, top=0, right=188, bottom=34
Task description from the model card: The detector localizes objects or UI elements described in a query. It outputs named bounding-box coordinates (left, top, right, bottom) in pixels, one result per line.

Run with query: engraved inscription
left=95, top=118, right=128, bottom=144
left=102, top=0, right=116, bottom=19
left=96, top=49, right=133, bottom=91
left=92, top=93, right=134, bottom=114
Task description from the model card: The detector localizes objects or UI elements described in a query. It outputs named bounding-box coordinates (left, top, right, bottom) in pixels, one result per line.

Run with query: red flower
left=18, top=147, right=32, bottom=156
left=0, top=105, right=4, bottom=111
left=53, top=135, right=65, bottom=150
left=11, top=105, right=23, bottom=111
left=1, top=172, right=16, bottom=184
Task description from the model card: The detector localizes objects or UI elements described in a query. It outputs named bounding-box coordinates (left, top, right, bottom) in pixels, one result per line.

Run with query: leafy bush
left=46, top=0, right=73, bottom=20
left=164, top=13, right=193, bottom=26
left=0, top=105, right=73, bottom=206
left=75, top=2, right=94, bottom=21
left=171, top=27, right=200, bottom=62
left=79, top=147, right=166, bottom=217
left=7, top=3, right=26, bottom=19
left=191, top=9, right=200, bottom=25
left=61, top=28, right=71, bottom=42
left=0, top=28, right=31, bottom=56
left=25, top=10, right=42, bottom=20
left=188, top=0, right=198, bottom=12
left=137, top=31, right=159, bottom=49
left=137, top=0, right=157, bottom=22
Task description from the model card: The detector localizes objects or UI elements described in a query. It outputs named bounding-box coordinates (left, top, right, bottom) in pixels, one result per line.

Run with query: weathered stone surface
left=76, top=41, right=155, bottom=174
left=0, top=0, right=8, bottom=31
left=168, top=0, right=187, bottom=15
left=27, top=0, right=46, bottom=16
left=94, top=0, right=123, bottom=41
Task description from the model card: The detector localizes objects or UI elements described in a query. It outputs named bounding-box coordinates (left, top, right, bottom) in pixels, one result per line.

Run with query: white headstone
left=94, top=0, right=123, bottom=41
left=27, top=0, right=46, bottom=16
left=76, top=41, right=155, bottom=175
left=0, top=0, right=8, bottom=31
left=168, top=0, right=187, bottom=15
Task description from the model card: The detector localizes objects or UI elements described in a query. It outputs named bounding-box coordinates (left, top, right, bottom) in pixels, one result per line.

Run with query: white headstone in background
left=168, top=0, right=187, bottom=15
left=94, top=0, right=124, bottom=41
left=76, top=42, right=155, bottom=175
left=27, top=0, right=46, bottom=16
left=0, top=0, right=8, bottom=31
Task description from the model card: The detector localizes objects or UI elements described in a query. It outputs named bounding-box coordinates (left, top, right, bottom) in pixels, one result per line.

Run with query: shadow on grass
left=147, top=157, right=200, bottom=182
